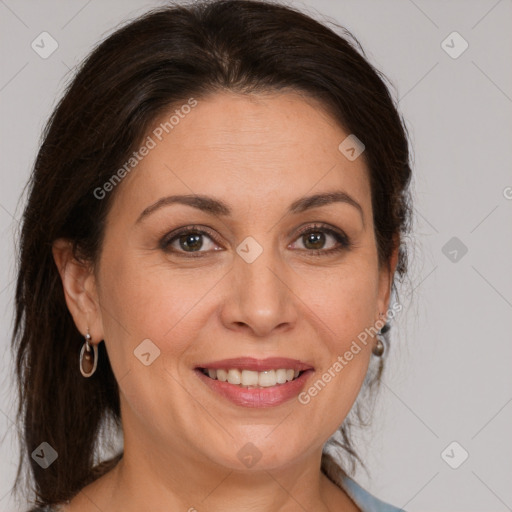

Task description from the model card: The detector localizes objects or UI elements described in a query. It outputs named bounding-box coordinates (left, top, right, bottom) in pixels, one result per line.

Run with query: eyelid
left=160, top=222, right=352, bottom=256
left=290, top=222, right=352, bottom=250
left=293, top=222, right=347, bottom=239
left=160, top=224, right=222, bottom=250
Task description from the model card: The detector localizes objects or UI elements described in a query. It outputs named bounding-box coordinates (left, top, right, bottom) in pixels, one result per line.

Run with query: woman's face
left=78, top=91, right=394, bottom=471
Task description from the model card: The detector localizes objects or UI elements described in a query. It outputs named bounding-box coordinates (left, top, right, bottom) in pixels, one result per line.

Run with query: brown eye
left=302, top=231, right=327, bottom=250
left=177, top=232, right=204, bottom=252
left=290, top=224, right=352, bottom=255
left=161, top=226, right=222, bottom=257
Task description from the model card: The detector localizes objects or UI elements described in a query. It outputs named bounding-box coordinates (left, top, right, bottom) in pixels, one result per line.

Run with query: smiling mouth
left=198, top=368, right=306, bottom=388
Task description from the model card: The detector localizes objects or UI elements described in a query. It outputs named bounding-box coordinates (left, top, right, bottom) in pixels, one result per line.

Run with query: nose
left=219, top=242, right=298, bottom=338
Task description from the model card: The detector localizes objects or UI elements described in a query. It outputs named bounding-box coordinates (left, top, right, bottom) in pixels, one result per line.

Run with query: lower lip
left=195, top=369, right=314, bottom=408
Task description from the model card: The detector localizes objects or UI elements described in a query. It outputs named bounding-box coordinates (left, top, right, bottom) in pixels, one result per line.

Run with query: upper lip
left=196, top=357, right=314, bottom=372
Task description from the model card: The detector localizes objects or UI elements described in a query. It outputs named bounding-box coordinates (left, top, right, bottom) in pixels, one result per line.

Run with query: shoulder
left=339, top=475, right=406, bottom=512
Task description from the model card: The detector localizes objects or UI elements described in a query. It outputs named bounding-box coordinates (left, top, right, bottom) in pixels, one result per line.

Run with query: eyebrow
left=136, top=191, right=364, bottom=225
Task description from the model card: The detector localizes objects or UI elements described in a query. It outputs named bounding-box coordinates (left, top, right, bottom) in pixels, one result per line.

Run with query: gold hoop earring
left=79, top=330, right=98, bottom=377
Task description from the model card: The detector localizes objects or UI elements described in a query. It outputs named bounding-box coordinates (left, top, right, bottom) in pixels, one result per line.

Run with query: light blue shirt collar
left=339, top=475, right=406, bottom=512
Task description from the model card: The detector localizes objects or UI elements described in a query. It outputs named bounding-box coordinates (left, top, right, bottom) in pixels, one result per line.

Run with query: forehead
left=108, top=91, right=372, bottom=222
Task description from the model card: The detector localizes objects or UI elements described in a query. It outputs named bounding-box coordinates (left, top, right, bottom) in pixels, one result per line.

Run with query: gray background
left=1, top=0, right=511, bottom=510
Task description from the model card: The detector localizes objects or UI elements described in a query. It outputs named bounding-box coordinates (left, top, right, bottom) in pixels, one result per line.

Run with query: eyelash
left=160, top=223, right=352, bottom=258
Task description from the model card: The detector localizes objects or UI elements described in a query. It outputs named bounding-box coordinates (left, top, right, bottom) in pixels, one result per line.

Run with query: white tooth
left=258, top=370, right=277, bottom=387
left=227, top=369, right=241, bottom=385
left=276, top=369, right=288, bottom=384
left=286, top=369, right=294, bottom=382
left=241, top=370, right=259, bottom=386
left=294, top=370, right=300, bottom=379
left=208, top=369, right=217, bottom=379
left=216, top=369, right=228, bottom=382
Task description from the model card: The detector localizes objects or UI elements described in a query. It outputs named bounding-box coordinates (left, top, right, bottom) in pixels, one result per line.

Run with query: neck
left=70, top=401, right=357, bottom=511
left=107, top=445, right=336, bottom=511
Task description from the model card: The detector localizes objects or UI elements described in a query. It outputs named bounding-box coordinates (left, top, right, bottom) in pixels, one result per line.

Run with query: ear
left=52, top=238, right=104, bottom=343
left=376, top=236, right=400, bottom=321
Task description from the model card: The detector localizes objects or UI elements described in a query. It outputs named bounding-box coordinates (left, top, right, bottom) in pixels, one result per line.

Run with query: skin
left=53, top=90, right=398, bottom=512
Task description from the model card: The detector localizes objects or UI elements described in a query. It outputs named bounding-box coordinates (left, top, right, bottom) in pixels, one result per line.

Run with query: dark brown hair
left=12, top=0, right=412, bottom=506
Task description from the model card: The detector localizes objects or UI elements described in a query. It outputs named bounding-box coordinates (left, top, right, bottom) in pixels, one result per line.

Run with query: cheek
left=96, top=251, right=218, bottom=365
left=300, top=258, right=380, bottom=343
left=295, top=260, right=378, bottom=409
left=95, top=254, right=207, bottom=419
